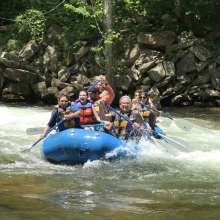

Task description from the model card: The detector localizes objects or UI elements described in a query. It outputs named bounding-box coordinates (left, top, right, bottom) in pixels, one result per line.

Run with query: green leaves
left=16, top=9, right=46, bottom=41
left=64, top=4, right=91, bottom=17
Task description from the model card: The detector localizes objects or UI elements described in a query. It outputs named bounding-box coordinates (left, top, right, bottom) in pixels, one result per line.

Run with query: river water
left=0, top=102, right=220, bottom=220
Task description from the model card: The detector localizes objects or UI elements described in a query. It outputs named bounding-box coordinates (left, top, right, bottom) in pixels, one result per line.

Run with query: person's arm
left=98, top=75, right=115, bottom=104
left=64, top=103, right=80, bottom=120
left=99, top=84, right=115, bottom=105
left=41, top=125, right=50, bottom=138
left=41, top=111, right=56, bottom=138
left=64, top=111, right=80, bottom=120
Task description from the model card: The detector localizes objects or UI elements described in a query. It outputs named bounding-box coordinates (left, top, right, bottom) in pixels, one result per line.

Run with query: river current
left=0, top=102, right=220, bottom=220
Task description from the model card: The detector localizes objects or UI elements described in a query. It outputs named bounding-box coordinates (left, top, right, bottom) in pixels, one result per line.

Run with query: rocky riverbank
left=0, top=25, right=220, bottom=106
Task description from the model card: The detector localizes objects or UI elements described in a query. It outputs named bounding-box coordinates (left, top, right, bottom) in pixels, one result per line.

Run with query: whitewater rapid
left=0, top=102, right=220, bottom=174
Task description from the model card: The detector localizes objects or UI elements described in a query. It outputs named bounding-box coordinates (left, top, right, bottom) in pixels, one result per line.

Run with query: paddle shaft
left=23, top=119, right=65, bottom=152
left=140, top=103, right=173, bottom=120
left=109, top=105, right=186, bottom=149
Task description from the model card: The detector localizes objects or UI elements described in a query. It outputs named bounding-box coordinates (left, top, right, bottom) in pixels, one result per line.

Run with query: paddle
left=139, top=102, right=173, bottom=120
left=26, top=127, right=44, bottom=135
left=108, top=105, right=187, bottom=150
left=140, top=102, right=192, bottom=132
left=22, top=119, right=65, bottom=152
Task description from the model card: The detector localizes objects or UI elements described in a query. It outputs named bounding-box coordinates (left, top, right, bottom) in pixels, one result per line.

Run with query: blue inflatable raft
left=42, top=128, right=123, bottom=165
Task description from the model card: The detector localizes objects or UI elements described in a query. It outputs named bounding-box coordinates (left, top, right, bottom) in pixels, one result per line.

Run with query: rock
left=216, top=56, right=220, bottom=65
left=0, top=52, right=20, bottom=68
left=196, top=62, right=208, bottom=72
left=51, top=78, right=71, bottom=90
left=189, top=45, right=212, bottom=61
left=58, top=65, right=79, bottom=82
left=155, top=76, right=172, bottom=89
left=142, top=76, right=151, bottom=85
left=19, top=40, right=40, bottom=61
left=204, top=89, right=220, bottom=98
left=125, top=44, right=140, bottom=65
left=114, top=74, right=132, bottom=90
left=162, top=87, right=175, bottom=97
left=2, top=82, right=32, bottom=101
left=192, top=72, right=210, bottom=85
left=210, top=64, right=220, bottom=90
left=4, top=68, right=38, bottom=83
left=137, top=31, right=176, bottom=49
left=32, top=81, right=47, bottom=98
left=176, top=74, right=192, bottom=84
left=130, top=65, right=141, bottom=81
left=75, top=46, right=90, bottom=61
left=43, top=45, right=58, bottom=73
left=148, top=86, right=160, bottom=99
left=0, top=68, right=4, bottom=92
left=138, top=60, right=157, bottom=74
left=171, top=94, right=191, bottom=106
left=75, top=74, right=90, bottom=86
left=216, top=100, right=220, bottom=106
left=59, top=86, right=77, bottom=98
left=149, top=61, right=175, bottom=82
left=176, top=52, right=197, bottom=74
left=47, top=87, right=59, bottom=97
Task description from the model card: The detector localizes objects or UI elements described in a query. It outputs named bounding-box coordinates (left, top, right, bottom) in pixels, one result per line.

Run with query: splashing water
left=1, top=103, right=220, bottom=220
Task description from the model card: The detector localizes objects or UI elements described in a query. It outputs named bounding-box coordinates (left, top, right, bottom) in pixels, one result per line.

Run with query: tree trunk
left=104, top=0, right=114, bottom=86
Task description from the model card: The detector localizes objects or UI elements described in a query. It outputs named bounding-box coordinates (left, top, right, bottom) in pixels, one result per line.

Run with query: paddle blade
left=26, top=127, right=44, bottom=135
left=22, top=137, right=43, bottom=153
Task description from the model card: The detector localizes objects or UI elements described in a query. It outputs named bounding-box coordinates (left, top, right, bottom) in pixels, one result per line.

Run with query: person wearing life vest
left=112, top=96, right=143, bottom=139
left=71, top=90, right=97, bottom=126
left=41, top=94, right=80, bottom=138
left=139, top=91, right=159, bottom=129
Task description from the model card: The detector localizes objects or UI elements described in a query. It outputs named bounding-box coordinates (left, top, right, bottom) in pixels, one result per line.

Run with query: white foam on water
left=0, top=103, right=220, bottom=174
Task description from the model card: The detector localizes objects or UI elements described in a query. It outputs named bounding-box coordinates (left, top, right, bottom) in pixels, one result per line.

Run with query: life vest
left=75, top=101, right=96, bottom=125
left=140, top=109, right=150, bottom=120
left=55, top=105, right=76, bottom=129
left=113, top=111, right=133, bottom=138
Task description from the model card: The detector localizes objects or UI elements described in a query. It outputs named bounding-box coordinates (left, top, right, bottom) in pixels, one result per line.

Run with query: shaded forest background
left=0, top=0, right=220, bottom=105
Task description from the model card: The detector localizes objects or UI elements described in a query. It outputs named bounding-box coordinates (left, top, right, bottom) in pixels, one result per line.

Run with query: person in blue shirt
left=41, top=94, right=80, bottom=138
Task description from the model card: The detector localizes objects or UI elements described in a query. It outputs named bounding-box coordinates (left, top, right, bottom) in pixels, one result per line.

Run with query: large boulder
left=137, top=31, right=176, bottom=49
left=125, top=44, right=140, bottom=65
left=209, top=63, right=220, bottom=90
left=3, top=68, right=38, bottom=84
left=176, top=52, right=197, bottom=75
left=138, top=60, right=157, bottom=75
left=114, top=74, right=132, bottom=91
left=19, top=40, right=40, bottom=61
left=2, top=82, right=32, bottom=101
left=43, top=45, right=58, bottom=74
left=75, top=46, right=90, bottom=61
left=0, top=68, right=4, bottom=90
left=58, top=65, right=79, bottom=82
left=59, top=86, right=77, bottom=99
left=149, top=61, right=175, bottom=82
left=75, top=74, right=90, bottom=86
left=0, top=52, right=20, bottom=68
left=32, top=81, right=47, bottom=98
left=51, top=78, right=71, bottom=90
left=192, top=71, right=210, bottom=85
left=189, top=45, right=212, bottom=62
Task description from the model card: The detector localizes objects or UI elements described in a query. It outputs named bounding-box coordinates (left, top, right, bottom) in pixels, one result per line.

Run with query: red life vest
left=76, top=101, right=96, bottom=125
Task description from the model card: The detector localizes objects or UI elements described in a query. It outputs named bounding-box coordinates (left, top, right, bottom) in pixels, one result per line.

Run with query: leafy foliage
left=16, top=9, right=46, bottom=41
